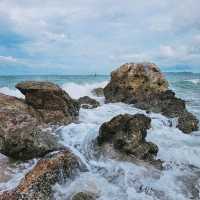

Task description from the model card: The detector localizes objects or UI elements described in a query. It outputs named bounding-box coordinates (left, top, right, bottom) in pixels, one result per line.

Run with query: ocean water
left=0, top=73, right=200, bottom=200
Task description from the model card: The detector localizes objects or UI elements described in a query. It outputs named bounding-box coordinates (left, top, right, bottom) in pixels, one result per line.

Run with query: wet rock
left=104, top=63, right=199, bottom=133
left=177, top=111, right=199, bottom=134
left=0, top=93, right=62, bottom=160
left=97, top=114, right=159, bottom=163
left=0, top=149, right=87, bottom=200
left=78, top=96, right=100, bottom=109
left=16, top=81, right=80, bottom=125
left=91, top=88, right=104, bottom=97
left=71, top=192, right=96, bottom=200
left=104, top=63, right=168, bottom=104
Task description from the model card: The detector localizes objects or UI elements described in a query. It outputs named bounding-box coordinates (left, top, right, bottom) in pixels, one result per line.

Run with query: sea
left=0, top=72, right=200, bottom=200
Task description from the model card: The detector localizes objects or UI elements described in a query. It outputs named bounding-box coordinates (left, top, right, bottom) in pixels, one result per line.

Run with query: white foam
left=0, top=87, right=24, bottom=98
left=1, top=81, right=200, bottom=199
left=57, top=103, right=200, bottom=200
left=62, top=81, right=107, bottom=99
left=187, top=79, right=200, bottom=85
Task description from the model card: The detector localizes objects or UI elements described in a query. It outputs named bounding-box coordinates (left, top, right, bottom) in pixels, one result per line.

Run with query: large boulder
left=104, top=63, right=199, bottom=133
left=97, top=114, right=159, bottom=163
left=0, top=93, right=62, bottom=160
left=104, top=63, right=168, bottom=104
left=0, top=149, right=87, bottom=200
left=16, top=81, right=80, bottom=125
left=78, top=96, right=100, bottom=109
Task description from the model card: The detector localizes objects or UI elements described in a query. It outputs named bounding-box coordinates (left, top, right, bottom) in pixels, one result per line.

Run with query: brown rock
left=97, top=114, right=159, bottom=163
left=78, top=96, right=100, bottom=109
left=16, top=81, right=80, bottom=125
left=0, top=93, right=62, bottom=160
left=0, top=149, right=87, bottom=200
left=104, top=63, right=168, bottom=104
left=104, top=63, right=199, bottom=133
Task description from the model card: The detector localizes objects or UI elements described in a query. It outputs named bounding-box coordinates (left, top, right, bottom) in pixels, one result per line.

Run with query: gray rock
left=78, top=96, right=100, bottom=109
left=0, top=93, right=62, bottom=160
left=97, top=114, right=160, bottom=164
left=71, top=192, right=96, bottom=200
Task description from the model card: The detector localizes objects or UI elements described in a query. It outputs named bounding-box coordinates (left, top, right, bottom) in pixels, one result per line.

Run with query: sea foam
left=0, top=81, right=200, bottom=200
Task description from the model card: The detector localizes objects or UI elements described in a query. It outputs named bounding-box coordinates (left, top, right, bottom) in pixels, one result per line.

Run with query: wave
left=186, top=79, right=200, bottom=85
left=62, top=81, right=108, bottom=99
left=0, top=87, right=24, bottom=98
left=0, top=81, right=108, bottom=99
left=55, top=103, right=200, bottom=200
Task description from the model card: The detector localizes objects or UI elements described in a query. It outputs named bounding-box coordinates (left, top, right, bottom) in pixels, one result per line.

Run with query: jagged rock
left=97, top=114, right=159, bottom=163
left=104, top=63, right=168, bottom=104
left=71, top=192, right=96, bottom=200
left=0, top=93, right=62, bottom=160
left=78, top=96, right=100, bottom=109
left=91, top=88, right=104, bottom=97
left=177, top=111, right=199, bottom=134
left=0, top=149, right=87, bottom=200
left=16, top=81, right=80, bottom=125
left=104, top=63, right=199, bottom=133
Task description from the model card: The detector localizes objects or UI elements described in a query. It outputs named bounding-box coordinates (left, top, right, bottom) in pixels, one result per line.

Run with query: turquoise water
left=0, top=73, right=199, bottom=119
left=0, top=75, right=109, bottom=89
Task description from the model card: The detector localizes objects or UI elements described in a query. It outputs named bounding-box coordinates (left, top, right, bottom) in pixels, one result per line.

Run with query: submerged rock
left=71, top=192, right=96, bottom=200
left=0, top=149, right=87, bottom=200
left=0, top=93, right=62, bottom=160
left=91, top=88, right=104, bottom=97
left=16, top=81, right=80, bottom=125
left=78, top=96, right=100, bottom=109
left=104, top=63, right=199, bottom=133
left=97, top=114, right=159, bottom=164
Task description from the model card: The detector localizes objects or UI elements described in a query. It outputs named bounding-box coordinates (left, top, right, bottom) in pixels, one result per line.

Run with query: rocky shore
left=0, top=63, right=199, bottom=199
left=104, top=63, right=199, bottom=133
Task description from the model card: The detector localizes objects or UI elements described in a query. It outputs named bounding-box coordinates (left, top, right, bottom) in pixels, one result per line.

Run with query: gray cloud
left=0, top=0, right=199, bottom=73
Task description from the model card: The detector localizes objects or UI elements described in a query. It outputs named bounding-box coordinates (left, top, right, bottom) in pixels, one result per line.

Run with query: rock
left=16, top=81, right=80, bottom=125
left=97, top=114, right=159, bottom=163
left=177, top=111, right=199, bottom=134
left=104, top=63, right=199, bottom=133
left=0, top=93, right=62, bottom=160
left=78, top=96, right=100, bottom=109
left=104, top=63, right=168, bottom=104
left=71, top=192, right=96, bottom=200
left=0, top=149, right=87, bottom=200
left=91, top=88, right=104, bottom=97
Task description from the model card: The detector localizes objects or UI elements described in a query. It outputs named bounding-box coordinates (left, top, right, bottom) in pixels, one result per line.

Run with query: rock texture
left=71, top=192, right=96, bottom=200
left=16, top=81, right=80, bottom=125
left=78, top=96, right=100, bottom=109
left=97, top=114, right=159, bottom=163
left=91, top=88, right=104, bottom=97
left=104, top=63, right=199, bottom=133
left=0, top=149, right=87, bottom=200
left=0, top=93, right=62, bottom=160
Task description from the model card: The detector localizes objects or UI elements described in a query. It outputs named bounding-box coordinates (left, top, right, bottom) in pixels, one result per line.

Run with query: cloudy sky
left=0, top=0, right=200, bottom=74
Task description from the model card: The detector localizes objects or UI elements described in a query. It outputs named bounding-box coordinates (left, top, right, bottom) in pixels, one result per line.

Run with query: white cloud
left=0, top=0, right=199, bottom=73
left=0, top=56, right=18, bottom=63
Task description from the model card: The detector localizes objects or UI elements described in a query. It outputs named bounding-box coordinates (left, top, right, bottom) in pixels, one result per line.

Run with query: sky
left=0, top=0, right=200, bottom=75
